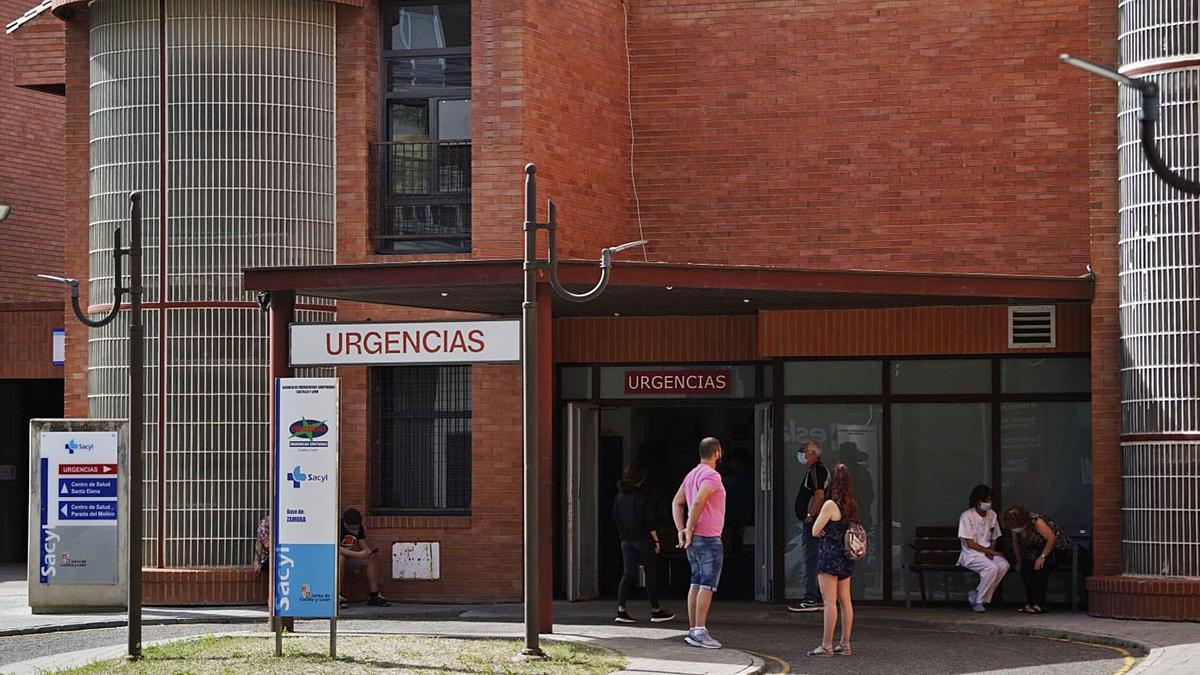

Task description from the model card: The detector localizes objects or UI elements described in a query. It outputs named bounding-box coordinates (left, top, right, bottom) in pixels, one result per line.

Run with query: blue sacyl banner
left=275, top=543, right=337, bottom=617
left=59, top=477, right=118, bottom=498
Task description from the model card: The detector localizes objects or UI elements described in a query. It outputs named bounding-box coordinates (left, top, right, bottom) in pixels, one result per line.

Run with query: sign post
left=272, top=378, right=340, bottom=657
left=28, top=419, right=129, bottom=613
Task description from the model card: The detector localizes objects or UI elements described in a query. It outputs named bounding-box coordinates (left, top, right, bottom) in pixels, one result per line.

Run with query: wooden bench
left=904, top=527, right=966, bottom=609
left=903, top=526, right=1087, bottom=611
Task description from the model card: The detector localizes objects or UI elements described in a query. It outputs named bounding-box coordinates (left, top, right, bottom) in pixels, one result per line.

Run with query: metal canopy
left=243, top=259, right=1093, bottom=318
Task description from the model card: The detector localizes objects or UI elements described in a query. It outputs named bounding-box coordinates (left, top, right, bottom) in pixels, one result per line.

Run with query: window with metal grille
left=373, top=365, right=472, bottom=513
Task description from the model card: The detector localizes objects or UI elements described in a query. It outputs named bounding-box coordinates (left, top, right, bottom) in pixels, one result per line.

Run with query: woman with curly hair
left=1002, top=506, right=1072, bottom=614
left=807, top=463, right=860, bottom=657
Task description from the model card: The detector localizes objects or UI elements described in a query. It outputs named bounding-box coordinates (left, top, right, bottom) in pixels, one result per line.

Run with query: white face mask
left=979, top=502, right=992, bottom=512
left=1011, top=527, right=1025, bottom=533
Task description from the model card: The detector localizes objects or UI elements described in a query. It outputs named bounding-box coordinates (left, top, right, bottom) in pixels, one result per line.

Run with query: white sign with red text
left=289, top=320, right=521, bottom=367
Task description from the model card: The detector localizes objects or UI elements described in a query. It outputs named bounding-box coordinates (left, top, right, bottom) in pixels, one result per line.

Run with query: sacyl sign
left=290, top=320, right=521, bottom=367
left=273, top=378, right=339, bottom=618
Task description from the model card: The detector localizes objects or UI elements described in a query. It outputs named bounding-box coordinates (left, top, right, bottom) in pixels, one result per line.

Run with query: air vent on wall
left=1008, top=305, right=1055, bottom=348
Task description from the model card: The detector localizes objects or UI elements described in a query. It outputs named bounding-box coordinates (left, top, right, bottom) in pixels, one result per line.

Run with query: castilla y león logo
left=287, top=464, right=329, bottom=489
left=289, top=419, right=329, bottom=440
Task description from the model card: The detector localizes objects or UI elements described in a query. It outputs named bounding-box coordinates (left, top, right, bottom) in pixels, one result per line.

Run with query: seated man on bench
left=339, top=508, right=391, bottom=607
left=957, top=485, right=1009, bottom=613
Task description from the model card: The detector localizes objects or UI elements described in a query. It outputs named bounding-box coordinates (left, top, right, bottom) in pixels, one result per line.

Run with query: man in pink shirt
left=672, top=436, right=727, bottom=650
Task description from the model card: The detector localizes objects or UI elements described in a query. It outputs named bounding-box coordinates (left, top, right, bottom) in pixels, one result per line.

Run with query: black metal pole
left=520, top=164, right=543, bottom=658
left=127, top=192, right=144, bottom=660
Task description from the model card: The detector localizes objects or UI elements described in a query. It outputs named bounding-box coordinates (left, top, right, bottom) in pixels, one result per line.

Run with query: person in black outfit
left=611, top=465, right=675, bottom=623
left=789, top=440, right=830, bottom=612
left=339, top=508, right=390, bottom=607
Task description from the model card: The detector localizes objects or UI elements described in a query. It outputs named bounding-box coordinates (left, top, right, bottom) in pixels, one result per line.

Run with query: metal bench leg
left=1071, top=545, right=1078, bottom=613
left=904, top=566, right=911, bottom=609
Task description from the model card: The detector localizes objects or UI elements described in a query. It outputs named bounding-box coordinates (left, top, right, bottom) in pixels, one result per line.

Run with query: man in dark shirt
left=789, top=440, right=829, bottom=612
left=339, top=508, right=390, bottom=607
left=611, top=465, right=674, bottom=624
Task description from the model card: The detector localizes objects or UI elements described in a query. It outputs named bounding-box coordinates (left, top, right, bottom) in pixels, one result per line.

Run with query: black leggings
left=618, top=540, right=661, bottom=609
left=1020, top=551, right=1057, bottom=606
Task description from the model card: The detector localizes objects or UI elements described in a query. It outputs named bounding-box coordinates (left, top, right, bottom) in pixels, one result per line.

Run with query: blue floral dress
left=817, top=520, right=855, bottom=580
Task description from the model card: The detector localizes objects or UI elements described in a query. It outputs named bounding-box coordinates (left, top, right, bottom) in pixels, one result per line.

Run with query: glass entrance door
left=565, top=403, right=600, bottom=601
left=754, top=402, right=774, bottom=602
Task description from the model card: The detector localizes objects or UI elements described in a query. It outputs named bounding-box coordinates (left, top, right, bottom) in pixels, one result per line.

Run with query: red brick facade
left=0, top=2, right=66, bottom=383
left=25, top=0, right=1196, bottom=619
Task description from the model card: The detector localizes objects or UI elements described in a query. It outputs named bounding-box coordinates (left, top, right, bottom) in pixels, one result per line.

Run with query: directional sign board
left=273, top=378, right=339, bottom=618
left=38, top=430, right=119, bottom=584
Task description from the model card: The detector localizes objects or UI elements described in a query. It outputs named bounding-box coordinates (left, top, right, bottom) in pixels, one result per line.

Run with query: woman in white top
left=957, top=484, right=1009, bottom=612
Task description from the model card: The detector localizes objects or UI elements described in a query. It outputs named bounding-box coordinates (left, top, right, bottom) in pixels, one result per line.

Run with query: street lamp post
left=520, top=164, right=645, bottom=657
left=38, top=192, right=145, bottom=661
left=1061, top=54, right=1200, bottom=195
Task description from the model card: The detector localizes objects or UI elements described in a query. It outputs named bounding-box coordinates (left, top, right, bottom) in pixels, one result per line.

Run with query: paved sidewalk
left=4, top=563, right=1199, bottom=674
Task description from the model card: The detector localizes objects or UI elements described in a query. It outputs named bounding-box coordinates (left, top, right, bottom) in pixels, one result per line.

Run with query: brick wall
left=0, top=4, right=65, bottom=307
left=522, top=0, right=636, bottom=259
left=61, top=10, right=90, bottom=418
left=0, top=303, right=64, bottom=379
left=9, top=11, right=64, bottom=92
left=625, top=0, right=1092, bottom=275
left=0, top=3, right=68, bottom=384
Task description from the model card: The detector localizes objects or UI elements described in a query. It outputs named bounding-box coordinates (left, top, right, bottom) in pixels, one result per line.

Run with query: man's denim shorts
left=686, top=535, right=724, bottom=591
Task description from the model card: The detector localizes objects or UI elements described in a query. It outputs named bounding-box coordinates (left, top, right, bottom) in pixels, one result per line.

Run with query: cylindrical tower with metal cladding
left=1116, top=0, right=1200, bottom=592
left=87, top=0, right=335, bottom=567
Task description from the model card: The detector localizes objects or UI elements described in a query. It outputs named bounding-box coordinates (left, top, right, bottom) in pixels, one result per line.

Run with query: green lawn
left=57, top=634, right=627, bottom=674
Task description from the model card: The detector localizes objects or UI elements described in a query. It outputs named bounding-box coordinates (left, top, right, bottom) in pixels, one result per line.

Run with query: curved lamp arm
left=1061, top=54, right=1200, bottom=195
left=546, top=219, right=648, bottom=303
left=37, top=225, right=126, bottom=328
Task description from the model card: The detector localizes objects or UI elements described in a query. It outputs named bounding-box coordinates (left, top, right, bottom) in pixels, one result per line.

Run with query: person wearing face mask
left=957, top=484, right=1009, bottom=612
left=1001, top=506, right=1071, bottom=614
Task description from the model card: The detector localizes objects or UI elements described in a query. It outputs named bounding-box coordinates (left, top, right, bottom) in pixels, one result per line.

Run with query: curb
left=3, top=628, right=767, bottom=675
left=852, top=615, right=1148, bottom=655
left=0, top=614, right=263, bottom=639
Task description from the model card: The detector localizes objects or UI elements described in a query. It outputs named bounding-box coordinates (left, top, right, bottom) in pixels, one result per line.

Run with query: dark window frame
left=371, top=365, right=472, bottom=515
left=377, top=0, right=472, bottom=254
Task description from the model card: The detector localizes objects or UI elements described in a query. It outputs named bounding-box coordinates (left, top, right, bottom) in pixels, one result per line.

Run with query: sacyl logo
left=64, top=438, right=95, bottom=454
left=287, top=465, right=329, bottom=489
left=276, top=547, right=294, bottom=612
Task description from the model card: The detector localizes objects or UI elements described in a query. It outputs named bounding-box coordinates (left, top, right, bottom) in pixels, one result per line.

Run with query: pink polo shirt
left=682, top=463, right=726, bottom=538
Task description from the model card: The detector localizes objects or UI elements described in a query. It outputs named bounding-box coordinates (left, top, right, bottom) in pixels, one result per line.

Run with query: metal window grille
left=373, top=365, right=472, bottom=514
left=1118, top=2, right=1200, bottom=579
left=88, top=0, right=336, bottom=567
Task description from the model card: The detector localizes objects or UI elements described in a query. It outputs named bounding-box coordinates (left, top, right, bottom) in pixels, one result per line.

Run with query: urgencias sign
left=624, top=370, right=732, bottom=395
left=290, top=320, right=521, bottom=366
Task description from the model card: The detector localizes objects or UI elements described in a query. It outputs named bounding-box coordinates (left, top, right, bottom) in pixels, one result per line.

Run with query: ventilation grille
left=1008, top=306, right=1056, bottom=348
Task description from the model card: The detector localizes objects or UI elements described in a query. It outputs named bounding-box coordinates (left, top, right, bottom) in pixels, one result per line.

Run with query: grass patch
left=57, top=633, right=627, bottom=674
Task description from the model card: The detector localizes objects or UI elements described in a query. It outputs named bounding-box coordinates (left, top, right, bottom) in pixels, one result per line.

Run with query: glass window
left=891, top=403, right=991, bottom=596
left=373, top=365, right=471, bottom=513
left=437, top=98, right=471, bottom=139
left=388, top=56, right=471, bottom=91
left=783, top=404, right=884, bottom=600
left=385, top=3, right=470, bottom=50
left=784, top=361, right=882, bottom=396
left=559, top=366, right=591, bottom=400
left=1002, top=358, right=1090, bottom=393
left=1000, top=402, right=1092, bottom=530
left=891, top=359, right=990, bottom=395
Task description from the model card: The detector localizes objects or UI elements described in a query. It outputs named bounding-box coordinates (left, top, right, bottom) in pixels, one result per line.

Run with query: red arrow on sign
left=60, top=464, right=117, bottom=475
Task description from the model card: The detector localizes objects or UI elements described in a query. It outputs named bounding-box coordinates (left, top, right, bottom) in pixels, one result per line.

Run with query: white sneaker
left=685, top=628, right=722, bottom=649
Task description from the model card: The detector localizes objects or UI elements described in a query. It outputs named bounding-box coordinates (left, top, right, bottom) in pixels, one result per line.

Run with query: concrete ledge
left=1088, top=575, right=1200, bottom=621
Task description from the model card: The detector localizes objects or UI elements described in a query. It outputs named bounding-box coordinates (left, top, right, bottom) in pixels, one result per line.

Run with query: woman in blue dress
left=808, top=464, right=861, bottom=657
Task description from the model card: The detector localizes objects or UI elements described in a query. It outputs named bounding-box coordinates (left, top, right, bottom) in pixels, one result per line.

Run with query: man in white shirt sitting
left=957, top=484, right=1009, bottom=612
